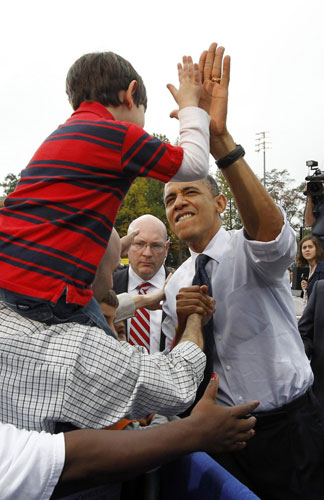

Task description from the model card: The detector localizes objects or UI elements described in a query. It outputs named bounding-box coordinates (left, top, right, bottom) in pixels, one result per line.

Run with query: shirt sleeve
left=62, top=329, right=206, bottom=429
left=0, top=423, right=65, bottom=500
left=243, top=207, right=297, bottom=282
left=115, top=293, right=135, bottom=322
left=121, top=107, right=209, bottom=183
left=170, top=107, right=210, bottom=181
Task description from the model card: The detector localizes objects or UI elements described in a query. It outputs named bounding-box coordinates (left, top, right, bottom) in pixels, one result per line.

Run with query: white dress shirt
left=0, top=423, right=64, bottom=500
left=128, top=266, right=166, bottom=354
left=163, top=210, right=313, bottom=411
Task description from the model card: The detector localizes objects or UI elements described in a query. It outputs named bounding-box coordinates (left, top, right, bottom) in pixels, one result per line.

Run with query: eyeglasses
left=131, top=241, right=167, bottom=254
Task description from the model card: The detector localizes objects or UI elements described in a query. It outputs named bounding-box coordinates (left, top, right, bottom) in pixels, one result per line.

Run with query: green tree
left=214, top=170, right=242, bottom=230
left=263, top=169, right=305, bottom=230
left=152, top=133, right=170, bottom=144
left=213, top=168, right=305, bottom=232
left=0, top=173, right=20, bottom=196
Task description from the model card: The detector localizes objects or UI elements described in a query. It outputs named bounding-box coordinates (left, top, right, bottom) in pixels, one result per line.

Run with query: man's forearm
left=178, top=313, right=204, bottom=350
left=133, top=289, right=164, bottom=310
left=59, top=376, right=258, bottom=491
left=211, top=132, right=283, bottom=241
left=61, top=417, right=203, bottom=485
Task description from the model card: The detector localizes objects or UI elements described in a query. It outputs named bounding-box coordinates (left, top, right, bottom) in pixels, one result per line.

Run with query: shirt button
left=217, top=335, right=222, bottom=340
left=226, top=365, right=231, bottom=371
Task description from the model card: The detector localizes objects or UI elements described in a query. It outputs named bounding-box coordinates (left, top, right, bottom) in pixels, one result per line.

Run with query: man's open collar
left=189, top=227, right=230, bottom=264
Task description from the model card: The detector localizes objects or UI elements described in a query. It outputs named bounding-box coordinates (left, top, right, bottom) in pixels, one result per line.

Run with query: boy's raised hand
left=167, top=56, right=202, bottom=111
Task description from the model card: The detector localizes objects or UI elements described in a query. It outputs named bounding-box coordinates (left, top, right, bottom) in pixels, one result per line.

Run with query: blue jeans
left=0, top=288, right=117, bottom=339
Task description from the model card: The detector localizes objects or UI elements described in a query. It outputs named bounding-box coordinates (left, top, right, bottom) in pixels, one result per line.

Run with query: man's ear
left=123, top=80, right=138, bottom=109
left=215, top=194, right=227, bottom=215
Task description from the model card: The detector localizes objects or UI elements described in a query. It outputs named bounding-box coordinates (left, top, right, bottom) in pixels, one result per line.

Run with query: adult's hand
left=190, top=374, right=259, bottom=453
left=199, top=42, right=230, bottom=139
left=120, top=229, right=139, bottom=257
left=176, top=284, right=215, bottom=330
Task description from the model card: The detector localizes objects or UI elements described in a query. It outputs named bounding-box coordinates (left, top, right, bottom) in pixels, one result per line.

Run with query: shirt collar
left=128, top=265, right=166, bottom=291
left=71, top=102, right=116, bottom=121
left=189, top=226, right=230, bottom=263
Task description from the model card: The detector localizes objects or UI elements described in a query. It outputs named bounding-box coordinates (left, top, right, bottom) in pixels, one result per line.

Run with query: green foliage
left=262, top=169, right=305, bottom=230
left=0, top=173, right=20, bottom=196
left=214, top=168, right=305, bottom=232
left=214, top=170, right=242, bottom=230
left=152, top=133, right=170, bottom=143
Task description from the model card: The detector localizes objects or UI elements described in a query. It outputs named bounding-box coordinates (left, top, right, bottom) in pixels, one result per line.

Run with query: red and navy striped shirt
left=0, top=102, right=183, bottom=306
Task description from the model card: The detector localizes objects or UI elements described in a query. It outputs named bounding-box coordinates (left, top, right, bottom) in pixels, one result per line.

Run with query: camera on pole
left=305, top=160, right=324, bottom=238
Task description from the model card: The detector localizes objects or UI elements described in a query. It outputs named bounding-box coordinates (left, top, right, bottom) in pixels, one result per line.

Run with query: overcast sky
left=1, top=0, right=323, bottom=192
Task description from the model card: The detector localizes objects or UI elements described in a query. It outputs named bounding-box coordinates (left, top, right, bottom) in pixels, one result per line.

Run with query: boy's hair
left=66, top=52, right=147, bottom=111
left=100, top=289, right=119, bottom=309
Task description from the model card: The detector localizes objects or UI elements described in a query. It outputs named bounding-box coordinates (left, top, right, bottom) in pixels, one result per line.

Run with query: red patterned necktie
left=129, top=282, right=151, bottom=351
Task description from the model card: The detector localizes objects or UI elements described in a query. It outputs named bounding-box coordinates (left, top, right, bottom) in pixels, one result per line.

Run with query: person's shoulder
left=313, top=278, right=324, bottom=292
left=113, top=266, right=129, bottom=279
left=316, top=260, right=324, bottom=271
left=113, top=266, right=129, bottom=292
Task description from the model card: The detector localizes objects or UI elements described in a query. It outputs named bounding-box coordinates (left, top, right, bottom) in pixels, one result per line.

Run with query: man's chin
left=138, top=266, right=155, bottom=280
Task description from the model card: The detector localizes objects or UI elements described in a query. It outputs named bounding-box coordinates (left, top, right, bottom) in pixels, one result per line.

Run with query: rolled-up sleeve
left=63, top=329, right=206, bottom=428
left=244, top=208, right=297, bottom=282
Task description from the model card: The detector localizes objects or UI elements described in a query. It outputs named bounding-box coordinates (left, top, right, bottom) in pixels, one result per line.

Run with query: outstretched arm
left=57, top=375, right=258, bottom=493
left=199, top=43, right=283, bottom=242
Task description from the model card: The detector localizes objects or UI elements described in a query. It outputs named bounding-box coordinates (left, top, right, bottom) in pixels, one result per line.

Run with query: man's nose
left=173, top=193, right=187, bottom=209
left=142, top=244, right=153, bottom=256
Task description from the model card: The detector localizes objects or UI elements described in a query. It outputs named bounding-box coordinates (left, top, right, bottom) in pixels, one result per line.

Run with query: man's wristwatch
left=216, top=144, right=245, bottom=169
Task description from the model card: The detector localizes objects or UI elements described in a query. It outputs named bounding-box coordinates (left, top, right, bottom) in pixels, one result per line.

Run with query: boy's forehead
left=100, top=303, right=116, bottom=317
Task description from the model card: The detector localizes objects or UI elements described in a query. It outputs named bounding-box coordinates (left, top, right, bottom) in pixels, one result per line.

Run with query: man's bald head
left=127, top=214, right=169, bottom=280
left=128, top=214, right=168, bottom=240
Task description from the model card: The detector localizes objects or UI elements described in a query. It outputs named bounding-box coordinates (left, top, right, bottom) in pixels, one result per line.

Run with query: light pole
left=255, top=131, right=271, bottom=187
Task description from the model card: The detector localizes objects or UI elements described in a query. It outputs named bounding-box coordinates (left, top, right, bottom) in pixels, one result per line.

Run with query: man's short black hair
left=202, top=175, right=220, bottom=197
left=66, top=52, right=147, bottom=111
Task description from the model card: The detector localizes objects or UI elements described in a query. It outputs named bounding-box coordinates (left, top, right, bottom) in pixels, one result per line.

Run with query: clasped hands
left=174, top=284, right=215, bottom=347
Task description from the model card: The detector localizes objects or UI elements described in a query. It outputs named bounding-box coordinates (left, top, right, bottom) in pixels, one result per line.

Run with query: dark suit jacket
left=306, top=259, right=324, bottom=298
left=113, top=265, right=170, bottom=351
left=298, top=279, right=324, bottom=407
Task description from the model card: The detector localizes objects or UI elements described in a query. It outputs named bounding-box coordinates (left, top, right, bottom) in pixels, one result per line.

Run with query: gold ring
left=212, top=77, right=221, bottom=82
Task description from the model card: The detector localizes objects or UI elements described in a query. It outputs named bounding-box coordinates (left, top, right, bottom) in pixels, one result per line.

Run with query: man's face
left=128, top=221, right=169, bottom=280
left=164, top=180, right=224, bottom=253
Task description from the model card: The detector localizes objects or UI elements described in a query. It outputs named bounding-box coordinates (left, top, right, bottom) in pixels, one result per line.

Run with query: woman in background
left=297, top=235, right=324, bottom=302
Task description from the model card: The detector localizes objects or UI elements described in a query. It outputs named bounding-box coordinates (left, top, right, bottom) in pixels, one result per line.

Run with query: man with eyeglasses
left=113, top=214, right=172, bottom=353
